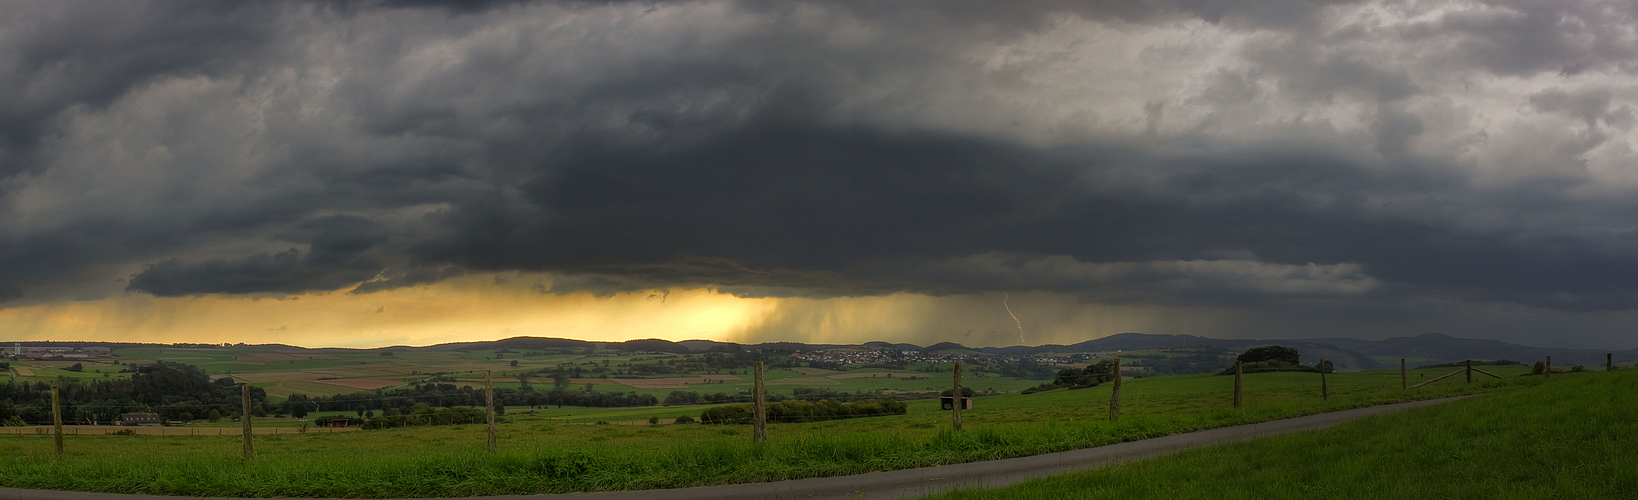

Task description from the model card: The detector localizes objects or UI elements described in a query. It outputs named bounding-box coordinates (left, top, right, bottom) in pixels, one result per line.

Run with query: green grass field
left=923, top=369, right=1631, bottom=500
left=0, top=365, right=1528, bottom=497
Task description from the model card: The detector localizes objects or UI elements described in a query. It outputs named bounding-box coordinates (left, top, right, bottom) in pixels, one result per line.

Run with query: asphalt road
left=0, top=396, right=1469, bottom=500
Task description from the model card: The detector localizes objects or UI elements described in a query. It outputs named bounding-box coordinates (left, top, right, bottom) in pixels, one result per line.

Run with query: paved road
left=0, top=396, right=1469, bottom=500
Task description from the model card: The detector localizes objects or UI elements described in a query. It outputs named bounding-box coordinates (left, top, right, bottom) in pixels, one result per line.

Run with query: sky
left=4, top=0, right=1638, bottom=349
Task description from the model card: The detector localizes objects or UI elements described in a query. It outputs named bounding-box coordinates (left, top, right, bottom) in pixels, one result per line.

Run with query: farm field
left=923, top=368, right=1634, bottom=500
left=0, top=364, right=1536, bottom=497
left=5, top=346, right=1051, bottom=404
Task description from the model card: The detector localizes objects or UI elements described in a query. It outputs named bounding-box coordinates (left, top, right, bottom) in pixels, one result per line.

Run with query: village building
left=118, top=413, right=162, bottom=426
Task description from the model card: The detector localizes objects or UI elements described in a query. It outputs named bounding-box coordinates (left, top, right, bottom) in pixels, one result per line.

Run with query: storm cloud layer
left=5, top=0, right=1638, bottom=343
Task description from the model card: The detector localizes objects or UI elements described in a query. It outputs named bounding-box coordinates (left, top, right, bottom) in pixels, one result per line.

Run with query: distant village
left=6, top=345, right=112, bottom=359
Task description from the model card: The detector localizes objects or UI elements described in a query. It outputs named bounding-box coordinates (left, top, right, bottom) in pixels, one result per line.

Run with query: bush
left=647, top=416, right=659, bottom=425
left=361, top=407, right=485, bottom=430
left=700, top=398, right=907, bottom=424
left=674, top=415, right=696, bottom=424
left=1237, top=346, right=1300, bottom=365
left=1023, top=361, right=1118, bottom=393
left=1219, top=359, right=1318, bottom=375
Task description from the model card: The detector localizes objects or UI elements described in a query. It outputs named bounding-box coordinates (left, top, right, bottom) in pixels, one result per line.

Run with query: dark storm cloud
left=126, top=215, right=389, bottom=296
left=0, top=1, right=280, bottom=180
left=5, top=0, right=1638, bottom=328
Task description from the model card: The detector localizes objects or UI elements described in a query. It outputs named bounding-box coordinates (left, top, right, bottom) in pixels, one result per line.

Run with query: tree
left=208, top=409, right=223, bottom=422
left=355, top=405, right=366, bottom=417
left=364, top=410, right=374, bottom=418
left=66, top=363, right=83, bottom=372
left=510, top=360, right=519, bottom=367
left=1316, top=359, right=1334, bottom=373
left=663, top=390, right=701, bottom=406
left=179, top=412, right=194, bottom=422
left=1237, top=346, right=1300, bottom=366
left=280, top=393, right=315, bottom=418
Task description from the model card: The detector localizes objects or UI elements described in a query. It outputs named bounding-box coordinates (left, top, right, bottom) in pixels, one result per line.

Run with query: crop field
left=0, top=364, right=1535, bottom=497
left=924, top=369, right=1633, bottom=500
left=6, top=346, right=1054, bottom=404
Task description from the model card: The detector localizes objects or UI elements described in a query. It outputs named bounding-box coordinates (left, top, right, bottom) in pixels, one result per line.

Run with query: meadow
left=923, top=368, right=1631, bottom=500
left=0, top=364, right=1532, bottom=497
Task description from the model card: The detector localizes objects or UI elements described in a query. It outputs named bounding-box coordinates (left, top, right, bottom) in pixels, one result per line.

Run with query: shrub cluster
left=1022, top=360, right=1118, bottom=394
left=699, top=398, right=906, bottom=424
left=361, top=406, right=485, bottom=429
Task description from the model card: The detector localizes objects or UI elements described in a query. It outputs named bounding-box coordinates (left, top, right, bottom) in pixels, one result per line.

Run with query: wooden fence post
left=1233, top=360, right=1243, bottom=409
left=241, top=384, right=255, bottom=461
left=952, top=361, right=964, bottom=430
left=1546, top=356, right=1552, bottom=378
left=51, top=387, right=63, bottom=460
left=1609, top=353, right=1614, bottom=371
left=1319, top=357, right=1328, bottom=400
left=485, top=370, right=496, bottom=452
left=753, top=361, right=766, bottom=443
left=1108, top=358, right=1122, bottom=421
left=1400, top=358, right=1407, bottom=389
left=1465, top=359, right=1472, bottom=384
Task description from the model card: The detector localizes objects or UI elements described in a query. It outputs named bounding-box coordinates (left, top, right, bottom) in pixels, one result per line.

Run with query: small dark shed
left=939, top=397, right=972, bottom=410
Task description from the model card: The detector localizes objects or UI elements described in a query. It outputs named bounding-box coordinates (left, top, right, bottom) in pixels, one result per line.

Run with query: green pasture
left=0, top=364, right=1533, bottom=497
left=925, top=369, right=1631, bottom=500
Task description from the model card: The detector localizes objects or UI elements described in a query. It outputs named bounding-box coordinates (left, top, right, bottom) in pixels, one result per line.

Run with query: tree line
left=0, top=362, right=272, bottom=425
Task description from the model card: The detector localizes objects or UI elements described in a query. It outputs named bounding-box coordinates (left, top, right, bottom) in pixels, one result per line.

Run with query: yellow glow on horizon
left=0, top=274, right=781, bottom=348
left=0, top=275, right=1252, bottom=349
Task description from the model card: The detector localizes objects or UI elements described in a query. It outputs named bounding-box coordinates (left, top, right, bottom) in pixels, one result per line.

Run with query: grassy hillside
left=926, top=369, right=1632, bottom=499
left=0, top=364, right=1526, bottom=497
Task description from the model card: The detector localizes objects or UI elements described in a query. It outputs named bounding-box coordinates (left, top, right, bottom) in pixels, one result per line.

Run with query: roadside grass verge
left=923, top=370, right=1634, bottom=500
left=0, top=367, right=1532, bottom=497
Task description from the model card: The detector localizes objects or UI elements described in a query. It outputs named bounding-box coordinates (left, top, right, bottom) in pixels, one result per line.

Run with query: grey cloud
left=349, top=263, right=466, bottom=294
left=1529, top=87, right=1633, bottom=129
left=126, top=247, right=382, bottom=296
left=126, top=215, right=390, bottom=296
left=1403, top=2, right=1638, bottom=77
left=0, top=1, right=279, bottom=180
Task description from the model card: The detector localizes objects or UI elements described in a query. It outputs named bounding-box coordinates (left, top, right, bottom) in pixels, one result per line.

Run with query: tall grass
left=925, top=370, right=1632, bottom=500
left=0, top=367, right=1530, bottom=497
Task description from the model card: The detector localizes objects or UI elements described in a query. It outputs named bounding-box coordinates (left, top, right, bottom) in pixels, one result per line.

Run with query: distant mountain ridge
left=7, top=333, right=1628, bottom=369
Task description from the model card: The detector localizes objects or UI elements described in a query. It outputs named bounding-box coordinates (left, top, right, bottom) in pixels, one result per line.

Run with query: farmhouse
left=118, top=413, right=161, bottom=426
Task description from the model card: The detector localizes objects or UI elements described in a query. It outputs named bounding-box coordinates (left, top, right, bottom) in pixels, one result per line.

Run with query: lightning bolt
left=1004, top=292, right=1025, bottom=345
